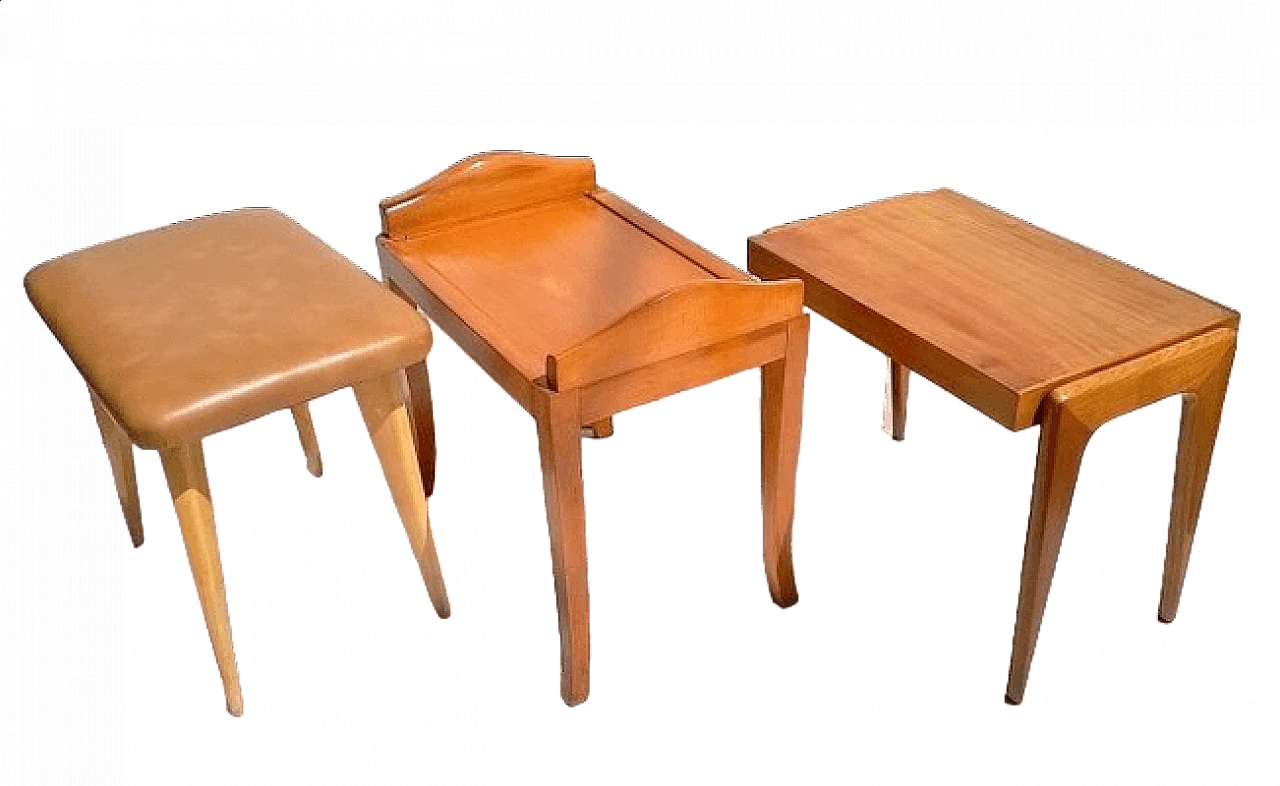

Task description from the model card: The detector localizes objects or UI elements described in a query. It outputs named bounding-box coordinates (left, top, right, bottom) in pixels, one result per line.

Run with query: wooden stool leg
left=400, top=361, right=438, bottom=496
left=882, top=357, right=909, bottom=441
left=761, top=315, right=809, bottom=608
left=384, top=277, right=438, bottom=496
left=581, top=417, right=614, bottom=439
left=89, top=390, right=144, bottom=548
left=159, top=442, right=243, bottom=716
left=1005, top=401, right=1091, bottom=705
left=290, top=403, right=323, bottom=478
left=1159, top=342, right=1235, bottom=623
left=354, top=373, right=450, bottom=619
left=533, top=388, right=590, bottom=706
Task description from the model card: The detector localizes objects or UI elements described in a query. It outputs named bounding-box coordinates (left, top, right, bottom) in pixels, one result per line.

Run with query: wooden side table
left=26, top=209, right=450, bottom=715
left=748, top=189, right=1239, bottom=704
left=377, top=151, right=809, bottom=705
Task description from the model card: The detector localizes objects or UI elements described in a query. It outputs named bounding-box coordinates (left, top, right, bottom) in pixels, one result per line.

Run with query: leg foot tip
left=131, top=536, right=145, bottom=548
left=1004, top=693, right=1022, bottom=706
left=307, top=464, right=323, bottom=478
left=226, top=699, right=244, bottom=717
left=771, top=591, right=799, bottom=609
left=1158, top=613, right=1175, bottom=624
left=434, top=602, right=452, bottom=620
left=562, top=690, right=589, bottom=707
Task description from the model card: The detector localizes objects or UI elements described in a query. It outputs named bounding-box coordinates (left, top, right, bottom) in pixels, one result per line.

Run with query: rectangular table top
left=383, top=190, right=746, bottom=382
left=748, top=189, right=1238, bottom=430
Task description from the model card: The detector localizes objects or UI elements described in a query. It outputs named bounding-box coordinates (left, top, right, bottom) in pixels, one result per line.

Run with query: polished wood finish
left=761, top=315, right=810, bottom=607
left=751, top=190, right=1239, bottom=704
left=90, top=387, right=144, bottom=547
left=380, top=152, right=597, bottom=240
left=749, top=189, right=1238, bottom=430
left=1006, top=328, right=1236, bottom=704
left=290, top=403, right=323, bottom=477
left=532, top=387, right=590, bottom=705
left=547, top=279, right=803, bottom=391
left=581, top=417, right=614, bottom=439
left=354, top=372, right=451, bottom=619
left=379, top=151, right=809, bottom=705
left=386, top=279, right=439, bottom=496
left=882, top=358, right=909, bottom=441
left=159, top=442, right=243, bottom=716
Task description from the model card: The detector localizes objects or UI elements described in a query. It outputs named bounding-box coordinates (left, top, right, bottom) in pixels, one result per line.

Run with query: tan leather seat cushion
left=26, top=209, right=430, bottom=448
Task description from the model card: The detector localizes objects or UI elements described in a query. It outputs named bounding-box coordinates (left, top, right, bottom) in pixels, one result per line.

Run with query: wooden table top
left=748, top=188, right=1238, bottom=430
left=373, top=152, right=778, bottom=389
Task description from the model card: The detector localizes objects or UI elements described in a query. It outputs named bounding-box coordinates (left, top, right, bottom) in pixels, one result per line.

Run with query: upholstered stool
left=25, top=209, right=450, bottom=715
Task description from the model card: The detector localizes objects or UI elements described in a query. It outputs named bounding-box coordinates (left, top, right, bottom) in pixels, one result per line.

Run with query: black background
left=10, top=15, right=1269, bottom=778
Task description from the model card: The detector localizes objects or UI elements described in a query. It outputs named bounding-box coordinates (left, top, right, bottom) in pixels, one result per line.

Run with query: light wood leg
left=533, top=387, right=590, bottom=706
left=1002, top=328, right=1237, bottom=703
left=581, top=417, right=614, bottom=439
left=1005, top=399, right=1091, bottom=705
left=761, top=315, right=809, bottom=608
left=90, top=389, right=144, bottom=548
left=290, top=403, right=323, bottom=478
left=384, top=279, right=438, bottom=496
left=1159, top=341, right=1235, bottom=623
left=882, top=357, right=909, bottom=441
left=159, top=442, right=244, bottom=716
left=354, top=372, right=450, bottom=618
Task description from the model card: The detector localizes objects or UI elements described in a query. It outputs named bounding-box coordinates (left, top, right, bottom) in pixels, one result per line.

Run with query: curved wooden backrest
left=546, top=279, right=805, bottom=391
left=379, top=151, right=597, bottom=239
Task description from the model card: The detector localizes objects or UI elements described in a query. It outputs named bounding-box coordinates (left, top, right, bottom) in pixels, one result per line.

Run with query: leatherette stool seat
left=377, top=152, right=810, bottom=705
left=26, top=208, right=450, bottom=716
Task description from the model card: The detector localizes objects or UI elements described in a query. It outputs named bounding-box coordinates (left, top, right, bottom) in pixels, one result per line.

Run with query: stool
left=25, top=208, right=451, bottom=715
left=377, top=152, right=809, bottom=705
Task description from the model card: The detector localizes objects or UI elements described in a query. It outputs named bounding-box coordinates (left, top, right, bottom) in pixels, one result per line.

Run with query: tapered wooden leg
left=1005, top=400, right=1091, bottom=705
left=89, top=389, right=144, bottom=547
left=158, top=442, right=243, bottom=716
left=1001, top=329, right=1235, bottom=703
left=1159, top=342, right=1235, bottom=623
left=761, top=315, right=809, bottom=609
left=354, top=372, right=450, bottom=618
left=533, top=387, right=590, bottom=706
left=290, top=403, right=323, bottom=478
left=581, top=417, right=614, bottom=439
left=385, top=279, right=438, bottom=496
left=882, top=357, right=909, bottom=441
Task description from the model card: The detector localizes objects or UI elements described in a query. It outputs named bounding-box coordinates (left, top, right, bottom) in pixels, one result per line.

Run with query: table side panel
left=749, top=241, right=1025, bottom=428
left=578, top=321, right=790, bottom=423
